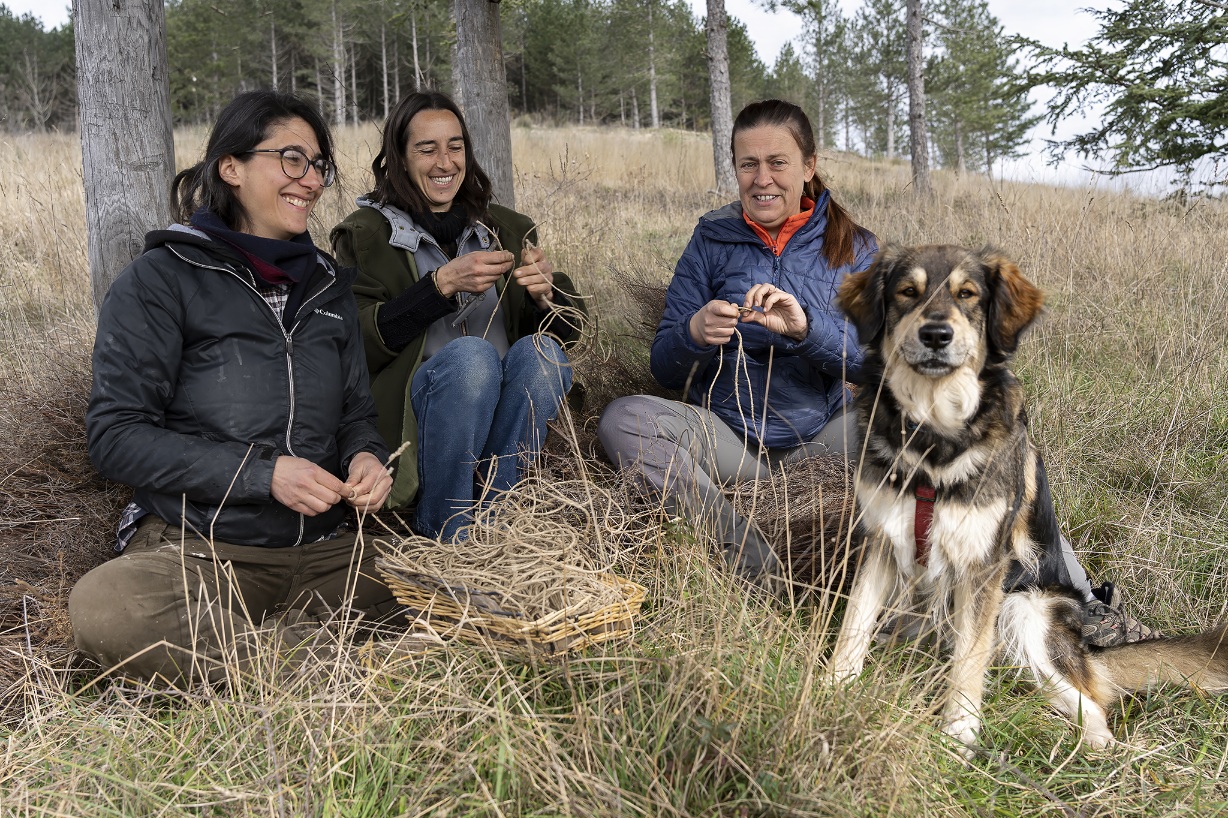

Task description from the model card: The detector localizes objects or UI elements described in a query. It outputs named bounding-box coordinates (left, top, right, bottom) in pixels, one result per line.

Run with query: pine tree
left=1024, top=0, right=1228, bottom=182
left=928, top=0, right=1037, bottom=176
left=849, top=0, right=907, bottom=158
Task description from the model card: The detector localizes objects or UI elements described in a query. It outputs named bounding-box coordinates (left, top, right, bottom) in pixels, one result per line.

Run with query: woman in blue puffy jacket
left=598, top=99, right=874, bottom=588
left=599, top=100, right=1158, bottom=647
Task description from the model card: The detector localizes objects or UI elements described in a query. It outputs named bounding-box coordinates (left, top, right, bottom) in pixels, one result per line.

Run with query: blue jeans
left=410, top=334, right=572, bottom=541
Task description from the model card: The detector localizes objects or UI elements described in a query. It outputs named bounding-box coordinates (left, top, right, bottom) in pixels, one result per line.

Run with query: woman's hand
left=271, top=456, right=346, bottom=516
left=688, top=299, right=742, bottom=347
left=434, top=250, right=514, bottom=297
left=741, top=283, right=808, bottom=341
left=513, top=245, right=556, bottom=310
left=343, top=452, right=393, bottom=512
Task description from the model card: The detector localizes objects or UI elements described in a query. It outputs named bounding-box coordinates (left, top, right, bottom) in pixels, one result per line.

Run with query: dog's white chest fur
left=857, top=477, right=1005, bottom=579
left=886, top=364, right=981, bottom=436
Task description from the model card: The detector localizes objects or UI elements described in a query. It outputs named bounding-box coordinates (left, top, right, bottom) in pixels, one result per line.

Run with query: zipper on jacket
left=166, top=245, right=337, bottom=546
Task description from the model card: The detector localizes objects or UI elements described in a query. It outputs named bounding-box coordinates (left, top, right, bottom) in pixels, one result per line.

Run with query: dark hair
left=731, top=99, right=872, bottom=268
left=172, top=90, right=335, bottom=230
left=369, top=91, right=493, bottom=223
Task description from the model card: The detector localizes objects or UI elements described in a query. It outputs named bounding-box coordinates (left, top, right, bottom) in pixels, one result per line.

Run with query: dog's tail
left=1097, top=626, right=1228, bottom=693
left=999, top=589, right=1116, bottom=746
left=999, top=588, right=1228, bottom=747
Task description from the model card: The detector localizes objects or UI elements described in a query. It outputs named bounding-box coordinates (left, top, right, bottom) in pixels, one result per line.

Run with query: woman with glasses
left=70, top=90, right=399, bottom=685
left=331, top=91, right=584, bottom=542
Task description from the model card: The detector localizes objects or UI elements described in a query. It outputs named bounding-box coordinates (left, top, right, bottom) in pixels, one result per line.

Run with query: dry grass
left=2, top=123, right=1228, bottom=815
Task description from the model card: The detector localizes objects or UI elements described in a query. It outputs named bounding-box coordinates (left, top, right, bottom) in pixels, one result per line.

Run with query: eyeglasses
left=243, top=147, right=336, bottom=187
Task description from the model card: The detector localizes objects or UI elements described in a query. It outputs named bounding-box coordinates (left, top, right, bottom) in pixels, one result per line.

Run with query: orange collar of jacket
left=742, top=197, right=817, bottom=256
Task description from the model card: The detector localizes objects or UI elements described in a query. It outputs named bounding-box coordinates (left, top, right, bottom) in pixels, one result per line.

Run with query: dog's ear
left=982, top=249, right=1044, bottom=356
left=837, top=245, right=898, bottom=347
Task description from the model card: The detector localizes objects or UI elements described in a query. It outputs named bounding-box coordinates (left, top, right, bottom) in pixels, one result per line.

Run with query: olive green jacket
left=331, top=202, right=584, bottom=509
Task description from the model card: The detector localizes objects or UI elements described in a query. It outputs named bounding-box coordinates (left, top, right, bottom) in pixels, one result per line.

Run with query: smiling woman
left=598, top=99, right=876, bottom=590
left=69, top=90, right=400, bottom=686
left=331, top=91, right=587, bottom=543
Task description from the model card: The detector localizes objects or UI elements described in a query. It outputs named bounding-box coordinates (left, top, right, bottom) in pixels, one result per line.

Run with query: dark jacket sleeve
left=86, top=256, right=278, bottom=504
left=331, top=215, right=450, bottom=374
left=650, top=226, right=720, bottom=390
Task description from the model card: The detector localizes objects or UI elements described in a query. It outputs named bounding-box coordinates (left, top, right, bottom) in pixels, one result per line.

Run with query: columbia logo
left=315, top=309, right=343, bottom=321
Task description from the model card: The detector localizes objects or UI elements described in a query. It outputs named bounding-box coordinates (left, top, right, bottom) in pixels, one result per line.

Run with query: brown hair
left=172, top=90, right=335, bottom=230
left=369, top=91, right=493, bottom=223
left=731, top=99, right=872, bottom=268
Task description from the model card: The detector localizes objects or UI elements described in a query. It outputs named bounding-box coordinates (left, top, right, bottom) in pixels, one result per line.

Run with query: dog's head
left=837, top=244, right=1043, bottom=376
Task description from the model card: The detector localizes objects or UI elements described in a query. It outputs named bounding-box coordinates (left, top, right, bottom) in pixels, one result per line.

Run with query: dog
left=827, top=243, right=1228, bottom=752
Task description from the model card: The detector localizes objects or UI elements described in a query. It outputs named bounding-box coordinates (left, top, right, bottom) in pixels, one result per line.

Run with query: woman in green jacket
left=331, top=91, right=583, bottom=542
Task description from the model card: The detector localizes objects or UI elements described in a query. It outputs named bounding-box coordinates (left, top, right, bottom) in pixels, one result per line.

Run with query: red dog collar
left=914, top=483, right=937, bottom=566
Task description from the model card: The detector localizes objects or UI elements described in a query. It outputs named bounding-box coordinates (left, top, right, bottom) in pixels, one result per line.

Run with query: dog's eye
left=900, top=286, right=918, bottom=298
left=958, top=288, right=977, bottom=300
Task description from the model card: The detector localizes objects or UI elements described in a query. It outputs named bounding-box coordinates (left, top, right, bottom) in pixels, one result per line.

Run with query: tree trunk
left=648, top=3, right=660, bottom=128
left=270, top=17, right=278, bottom=90
left=74, top=0, right=175, bottom=312
left=843, top=97, right=850, bottom=151
left=411, top=10, right=422, bottom=90
left=955, top=120, right=965, bottom=175
left=906, top=0, right=931, bottom=195
left=452, top=0, right=515, bottom=207
left=816, top=80, right=825, bottom=151
left=886, top=101, right=895, bottom=159
left=705, top=0, right=735, bottom=196
left=350, top=46, right=358, bottom=125
left=315, top=58, right=323, bottom=113
left=381, top=19, right=389, bottom=119
left=332, top=2, right=345, bottom=126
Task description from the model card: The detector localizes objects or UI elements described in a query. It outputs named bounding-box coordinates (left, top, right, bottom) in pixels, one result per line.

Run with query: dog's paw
left=942, top=714, right=981, bottom=752
left=1081, top=723, right=1115, bottom=750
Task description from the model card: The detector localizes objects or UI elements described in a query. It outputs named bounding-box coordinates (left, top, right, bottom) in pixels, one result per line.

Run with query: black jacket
left=87, top=225, right=390, bottom=547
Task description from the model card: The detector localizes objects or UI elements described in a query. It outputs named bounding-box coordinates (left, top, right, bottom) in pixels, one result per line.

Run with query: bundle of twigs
left=727, top=454, right=859, bottom=594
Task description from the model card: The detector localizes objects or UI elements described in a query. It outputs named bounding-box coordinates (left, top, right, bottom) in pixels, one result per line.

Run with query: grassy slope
left=1, top=125, right=1227, bottom=816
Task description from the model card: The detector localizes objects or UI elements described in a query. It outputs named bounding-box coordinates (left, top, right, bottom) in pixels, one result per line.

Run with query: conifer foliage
left=15, top=0, right=1214, bottom=181
left=1023, top=0, right=1228, bottom=182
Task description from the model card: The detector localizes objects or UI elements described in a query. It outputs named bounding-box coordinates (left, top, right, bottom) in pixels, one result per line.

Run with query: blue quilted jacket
left=650, top=195, right=876, bottom=448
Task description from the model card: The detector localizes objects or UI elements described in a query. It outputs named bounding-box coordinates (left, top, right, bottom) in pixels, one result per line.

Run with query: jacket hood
left=142, top=223, right=350, bottom=285
left=355, top=195, right=498, bottom=254
left=143, top=223, right=214, bottom=254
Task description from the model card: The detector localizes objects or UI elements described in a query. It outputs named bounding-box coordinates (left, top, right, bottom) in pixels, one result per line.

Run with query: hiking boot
left=1083, top=581, right=1161, bottom=647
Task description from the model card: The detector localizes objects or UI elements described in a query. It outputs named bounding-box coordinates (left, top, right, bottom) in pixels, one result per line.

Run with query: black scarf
left=414, top=206, right=470, bottom=258
left=189, top=209, right=318, bottom=285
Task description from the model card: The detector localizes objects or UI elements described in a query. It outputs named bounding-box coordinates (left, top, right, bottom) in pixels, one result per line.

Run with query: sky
left=12, top=0, right=1142, bottom=190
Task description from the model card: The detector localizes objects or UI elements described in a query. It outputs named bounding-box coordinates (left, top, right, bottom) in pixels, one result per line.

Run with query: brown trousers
left=68, top=515, right=402, bottom=685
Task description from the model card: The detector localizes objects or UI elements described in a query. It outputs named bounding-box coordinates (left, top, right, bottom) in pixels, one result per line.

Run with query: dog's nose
left=918, top=323, right=954, bottom=350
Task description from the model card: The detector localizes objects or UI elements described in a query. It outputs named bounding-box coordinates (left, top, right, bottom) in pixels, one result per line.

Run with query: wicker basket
left=378, top=562, right=648, bottom=655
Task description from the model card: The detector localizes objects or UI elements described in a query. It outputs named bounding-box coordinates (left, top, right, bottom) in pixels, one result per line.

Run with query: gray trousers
left=69, top=515, right=402, bottom=686
left=597, top=394, right=1092, bottom=597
